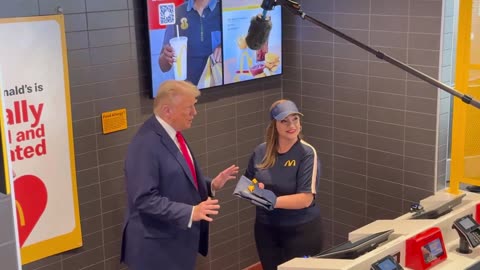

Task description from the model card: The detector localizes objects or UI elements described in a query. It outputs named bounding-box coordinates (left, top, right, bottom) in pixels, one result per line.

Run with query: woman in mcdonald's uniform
left=244, top=99, right=323, bottom=270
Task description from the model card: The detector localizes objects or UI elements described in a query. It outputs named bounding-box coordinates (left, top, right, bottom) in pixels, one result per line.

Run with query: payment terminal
left=371, top=255, right=404, bottom=270
left=452, top=214, right=480, bottom=253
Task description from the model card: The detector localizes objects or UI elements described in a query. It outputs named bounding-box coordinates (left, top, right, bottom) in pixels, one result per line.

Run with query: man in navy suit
left=121, top=80, right=239, bottom=270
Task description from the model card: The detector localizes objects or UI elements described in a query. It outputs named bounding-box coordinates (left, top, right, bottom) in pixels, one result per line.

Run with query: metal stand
left=456, top=236, right=473, bottom=254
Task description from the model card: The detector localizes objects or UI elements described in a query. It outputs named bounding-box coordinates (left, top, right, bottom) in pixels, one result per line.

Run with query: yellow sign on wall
left=102, top=108, right=128, bottom=134
left=0, top=15, right=82, bottom=264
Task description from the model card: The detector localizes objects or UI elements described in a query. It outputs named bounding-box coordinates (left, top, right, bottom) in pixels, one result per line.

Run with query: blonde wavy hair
left=154, top=80, right=200, bottom=115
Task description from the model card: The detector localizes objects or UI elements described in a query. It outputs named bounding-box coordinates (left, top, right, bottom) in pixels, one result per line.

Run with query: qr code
left=159, top=3, right=175, bottom=25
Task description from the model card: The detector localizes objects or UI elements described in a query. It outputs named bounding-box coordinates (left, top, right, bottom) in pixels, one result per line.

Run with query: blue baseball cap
left=270, top=100, right=303, bottom=120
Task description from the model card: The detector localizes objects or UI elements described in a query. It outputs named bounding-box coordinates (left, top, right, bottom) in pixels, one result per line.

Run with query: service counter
left=278, top=190, right=480, bottom=270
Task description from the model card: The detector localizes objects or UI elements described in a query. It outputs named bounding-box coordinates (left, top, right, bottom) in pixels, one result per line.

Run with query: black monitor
left=410, top=193, right=466, bottom=220
left=313, top=230, right=394, bottom=259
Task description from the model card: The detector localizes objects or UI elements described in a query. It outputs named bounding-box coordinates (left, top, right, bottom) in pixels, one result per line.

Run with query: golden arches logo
left=284, top=160, right=296, bottom=167
left=15, top=200, right=26, bottom=226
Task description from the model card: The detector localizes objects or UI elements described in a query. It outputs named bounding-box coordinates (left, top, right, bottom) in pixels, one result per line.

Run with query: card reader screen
left=377, top=257, right=397, bottom=270
left=460, top=218, right=476, bottom=230
left=422, top=238, right=444, bottom=263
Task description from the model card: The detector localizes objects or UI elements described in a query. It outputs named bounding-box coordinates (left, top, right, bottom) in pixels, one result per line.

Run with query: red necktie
left=176, top=131, right=198, bottom=189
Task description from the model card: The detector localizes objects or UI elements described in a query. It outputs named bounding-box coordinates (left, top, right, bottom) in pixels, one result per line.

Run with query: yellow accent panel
left=0, top=84, right=11, bottom=194
left=223, top=5, right=261, bottom=12
left=464, top=99, right=480, bottom=157
left=449, top=0, right=480, bottom=193
left=465, top=155, right=480, bottom=178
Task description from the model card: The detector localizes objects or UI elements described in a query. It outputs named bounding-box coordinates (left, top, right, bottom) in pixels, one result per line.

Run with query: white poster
left=0, top=15, right=81, bottom=264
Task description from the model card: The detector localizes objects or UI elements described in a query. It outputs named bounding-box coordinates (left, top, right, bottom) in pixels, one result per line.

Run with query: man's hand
left=159, top=44, right=175, bottom=72
left=212, top=165, right=239, bottom=191
left=192, top=197, right=220, bottom=222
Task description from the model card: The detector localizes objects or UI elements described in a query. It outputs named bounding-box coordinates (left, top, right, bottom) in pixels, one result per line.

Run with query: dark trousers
left=254, top=216, right=323, bottom=270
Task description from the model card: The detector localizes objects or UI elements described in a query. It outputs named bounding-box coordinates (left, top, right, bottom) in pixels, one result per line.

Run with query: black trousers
left=254, top=216, right=323, bottom=270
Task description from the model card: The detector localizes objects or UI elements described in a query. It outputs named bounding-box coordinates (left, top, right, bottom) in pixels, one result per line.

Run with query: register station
left=278, top=190, right=480, bottom=270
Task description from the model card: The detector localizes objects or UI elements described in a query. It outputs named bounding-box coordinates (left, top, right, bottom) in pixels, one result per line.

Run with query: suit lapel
left=148, top=116, right=198, bottom=190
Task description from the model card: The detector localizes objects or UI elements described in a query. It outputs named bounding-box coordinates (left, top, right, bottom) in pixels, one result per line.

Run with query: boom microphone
left=260, top=0, right=277, bottom=11
left=245, top=0, right=278, bottom=50
left=245, top=15, right=272, bottom=50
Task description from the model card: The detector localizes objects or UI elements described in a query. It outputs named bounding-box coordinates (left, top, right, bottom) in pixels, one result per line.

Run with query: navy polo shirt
left=245, top=139, right=321, bottom=227
left=163, top=0, right=221, bottom=85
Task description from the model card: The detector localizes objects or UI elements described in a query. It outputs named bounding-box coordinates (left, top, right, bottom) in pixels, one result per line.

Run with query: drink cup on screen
left=170, top=36, right=188, bottom=80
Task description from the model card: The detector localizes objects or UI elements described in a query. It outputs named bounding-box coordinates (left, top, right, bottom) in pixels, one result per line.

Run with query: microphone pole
left=271, top=0, right=480, bottom=109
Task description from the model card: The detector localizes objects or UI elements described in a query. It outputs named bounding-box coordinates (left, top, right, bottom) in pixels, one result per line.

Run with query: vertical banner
left=0, top=15, right=82, bottom=264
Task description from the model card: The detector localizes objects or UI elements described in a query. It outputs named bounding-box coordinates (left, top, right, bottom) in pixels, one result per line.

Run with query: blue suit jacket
left=121, top=116, right=211, bottom=270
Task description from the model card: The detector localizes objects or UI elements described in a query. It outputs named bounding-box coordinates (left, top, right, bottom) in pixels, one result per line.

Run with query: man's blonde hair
left=154, top=80, right=200, bottom=114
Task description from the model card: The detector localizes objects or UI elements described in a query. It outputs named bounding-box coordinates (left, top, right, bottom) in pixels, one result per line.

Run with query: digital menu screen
left=222, top=0, right=282, bottom=84
left=146, top=0, right=223, bottom=96
left=146, top=0, right=283, bottom=97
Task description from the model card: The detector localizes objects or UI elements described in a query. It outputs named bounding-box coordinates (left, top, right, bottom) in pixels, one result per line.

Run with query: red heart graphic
left=14, top=175, right=48, bottom=247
